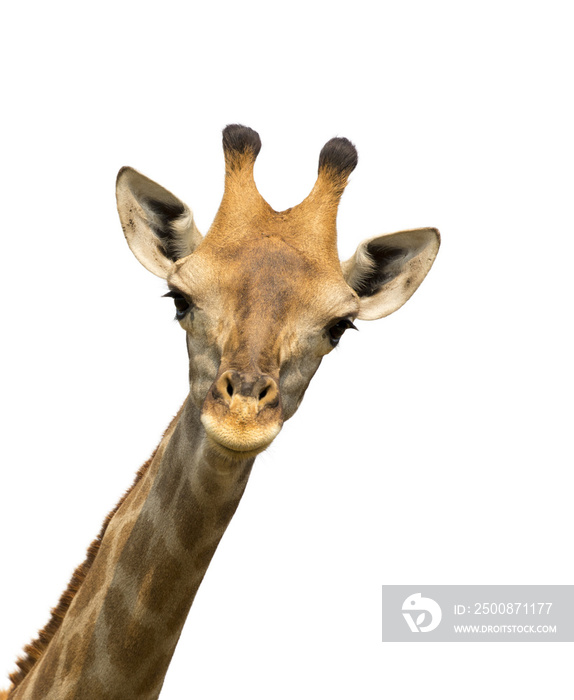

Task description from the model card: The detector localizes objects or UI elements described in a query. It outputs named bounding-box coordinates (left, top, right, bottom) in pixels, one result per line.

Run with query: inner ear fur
left=342, top=227, right=440, bottom=320
left=116, top=167, right=202, bottom=279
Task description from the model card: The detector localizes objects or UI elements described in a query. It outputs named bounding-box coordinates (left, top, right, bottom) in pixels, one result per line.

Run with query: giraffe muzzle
left=200, top=370, right=283, bottom=456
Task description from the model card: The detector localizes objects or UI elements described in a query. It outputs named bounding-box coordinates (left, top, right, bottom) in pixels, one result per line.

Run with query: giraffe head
left=116, top=125, right=439, bottom=460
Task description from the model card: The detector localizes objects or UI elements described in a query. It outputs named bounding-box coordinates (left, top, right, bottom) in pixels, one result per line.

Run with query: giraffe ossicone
left=3, top=125, right=439, bottom=699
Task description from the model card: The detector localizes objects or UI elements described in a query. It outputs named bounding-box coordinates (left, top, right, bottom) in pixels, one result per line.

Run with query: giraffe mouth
left=201, top=409, right=283, bottom=459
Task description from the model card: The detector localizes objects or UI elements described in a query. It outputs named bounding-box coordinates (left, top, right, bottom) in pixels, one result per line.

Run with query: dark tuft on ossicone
left=222, top=124, right=262, bottom=159
left=318, top=137, right=358, bottom=177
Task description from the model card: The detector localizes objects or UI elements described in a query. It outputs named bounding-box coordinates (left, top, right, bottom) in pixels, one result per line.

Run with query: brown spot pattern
left=6, top=412, right=181, bottom=695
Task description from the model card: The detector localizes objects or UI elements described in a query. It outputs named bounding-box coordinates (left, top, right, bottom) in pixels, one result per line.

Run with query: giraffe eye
left=163, top=290, right=192, bottom=320
left=328, top=319, right=357, bottom=347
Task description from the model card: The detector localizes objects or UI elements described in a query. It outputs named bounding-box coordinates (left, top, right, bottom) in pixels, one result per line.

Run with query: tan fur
left=4, top=415, right=179, bottom=697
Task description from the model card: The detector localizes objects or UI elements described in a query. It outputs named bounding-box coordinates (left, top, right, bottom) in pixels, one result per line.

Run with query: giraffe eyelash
left=327, top=318, right=357, bottom=347
left=163, top=289, right=193, bottom=320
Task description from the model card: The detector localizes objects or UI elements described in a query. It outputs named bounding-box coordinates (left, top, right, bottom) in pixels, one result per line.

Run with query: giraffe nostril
left=215, top=371, right=278, bottom=406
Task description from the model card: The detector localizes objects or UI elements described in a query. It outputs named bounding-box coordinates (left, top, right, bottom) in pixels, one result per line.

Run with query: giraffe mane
left=5, top=413, right=180, bottom=695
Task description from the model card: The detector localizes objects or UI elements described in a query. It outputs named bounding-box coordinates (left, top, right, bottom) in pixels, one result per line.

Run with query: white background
left=1, top=1, right=572, bottom=698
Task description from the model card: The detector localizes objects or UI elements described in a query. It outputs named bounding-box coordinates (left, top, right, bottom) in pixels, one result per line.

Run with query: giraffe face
left=165, top=234, right=360, bottom=458
left=116, top=125, right=440, bottom=460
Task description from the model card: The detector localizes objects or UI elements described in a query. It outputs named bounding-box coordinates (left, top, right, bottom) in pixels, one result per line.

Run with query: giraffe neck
left=11, top=398, right=254, bottom=700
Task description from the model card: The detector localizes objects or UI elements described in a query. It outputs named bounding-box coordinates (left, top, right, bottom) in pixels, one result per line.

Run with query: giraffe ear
left=116, top=167, right=203, bottom=279
left=342, top=228, right=440, bottom=320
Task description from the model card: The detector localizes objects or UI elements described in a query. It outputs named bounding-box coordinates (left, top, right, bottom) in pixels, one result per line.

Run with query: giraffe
left=1, top=125, right=440, bottom=699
